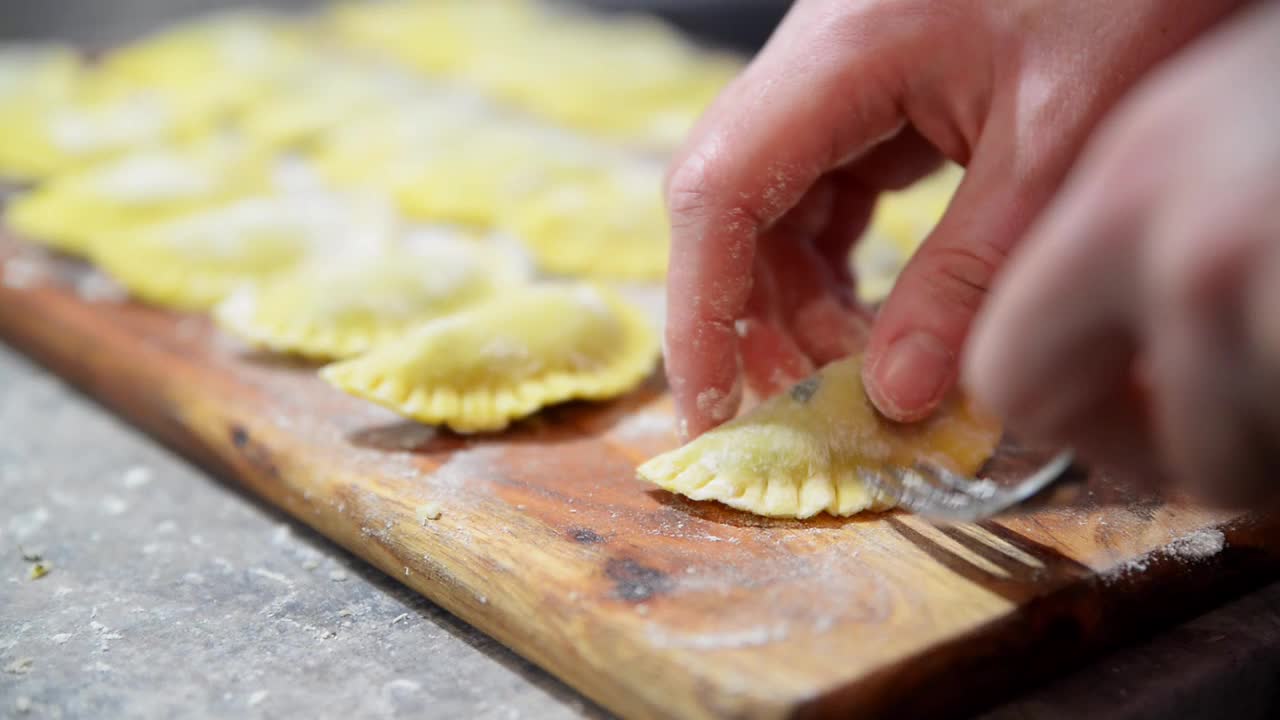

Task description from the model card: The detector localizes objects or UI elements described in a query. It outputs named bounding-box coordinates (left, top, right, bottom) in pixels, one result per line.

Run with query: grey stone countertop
left=4, top=341, right=1280, bottom=720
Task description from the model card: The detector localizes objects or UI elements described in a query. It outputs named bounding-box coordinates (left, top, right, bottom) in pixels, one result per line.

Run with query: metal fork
left=861, top=449, right=1077, bottom=522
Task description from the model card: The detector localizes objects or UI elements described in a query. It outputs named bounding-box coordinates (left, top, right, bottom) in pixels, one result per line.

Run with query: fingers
left=664, top=1, right=913, bottom=440
left=1143, top=186, right=1280, bottom=505
left=737, top=264, right=814, bottom=401
left=864, top=133, right=1067, bottom=422
left=962, top=125, right=1146, bottom=443
left=965, top=0, right=1280, bottom=503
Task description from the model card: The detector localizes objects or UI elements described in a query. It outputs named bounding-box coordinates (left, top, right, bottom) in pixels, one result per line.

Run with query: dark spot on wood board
left=606, top=558, right=671, bottom=602
left=569, top=527, right=605, bottom=545
left=789, top=376, right=821, bottom=403
left=228, top=424, right=280, bottom=479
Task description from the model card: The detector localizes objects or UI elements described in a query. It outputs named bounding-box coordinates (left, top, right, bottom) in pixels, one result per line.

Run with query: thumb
left=862, top=142, right=1064, bottom=422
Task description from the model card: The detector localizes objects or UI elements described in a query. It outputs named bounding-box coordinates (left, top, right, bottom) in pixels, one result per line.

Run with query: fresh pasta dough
left=393, top=124, right=601, bottom=228
left=637, top=355, right=1001, bottom=518
left=0, top=44, right=80, bottom=110
left=5, top=140, right=266, bottom=257
left=321, top=283, right=658, bottom=432
left=92, top=192, right=385, bottom=310
left=506, top=163, right=668, bottom=281
left=214, top=237, right=526, bottom=359
left=855, top=165, right=962, bottom=302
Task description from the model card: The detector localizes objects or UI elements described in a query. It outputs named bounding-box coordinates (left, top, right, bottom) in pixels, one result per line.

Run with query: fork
left=861, top=449, right=1077, bottom=522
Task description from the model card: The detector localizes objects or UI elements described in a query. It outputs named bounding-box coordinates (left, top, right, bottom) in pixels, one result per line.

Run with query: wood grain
left=2, top=238, right=1280, bottom=720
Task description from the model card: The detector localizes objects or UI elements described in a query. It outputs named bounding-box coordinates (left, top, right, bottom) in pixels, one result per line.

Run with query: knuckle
left=665, top=150, right=715, bottom=220
left=916, top=242, right=1004, bottom=315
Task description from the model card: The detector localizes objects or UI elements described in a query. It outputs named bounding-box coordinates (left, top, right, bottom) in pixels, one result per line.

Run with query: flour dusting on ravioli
left=321, top=283, right=659, bottom=432
left=638, top=355, right=1001, bottom=519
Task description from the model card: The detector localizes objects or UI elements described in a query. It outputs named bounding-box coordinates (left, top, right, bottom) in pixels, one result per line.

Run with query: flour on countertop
left=120, top=466, right=153, bottom=489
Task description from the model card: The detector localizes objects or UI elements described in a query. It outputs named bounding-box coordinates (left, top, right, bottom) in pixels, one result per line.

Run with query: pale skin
left=664, top=0, right=1279, bottom=502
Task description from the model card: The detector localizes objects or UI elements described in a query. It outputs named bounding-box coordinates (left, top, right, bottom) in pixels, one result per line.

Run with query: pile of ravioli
left=0, top=2, right=978, bottom=518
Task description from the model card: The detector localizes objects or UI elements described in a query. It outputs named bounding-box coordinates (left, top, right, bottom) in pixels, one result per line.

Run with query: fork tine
left=865, top=450, right=1076, bottom=522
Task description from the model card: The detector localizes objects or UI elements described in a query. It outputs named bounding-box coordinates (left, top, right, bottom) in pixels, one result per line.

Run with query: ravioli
left=855, top=165, right=962, bottom=302
left=461, top=12, right=738, bottom=147
left=328, top=0, right=537, bottom=76
left=234, top=57, right=427, bottom=152
left=505, top=163, right=668, bottom=281
left=0, top=86, right=216, bottom=180
left=311, top=95, right=488, bottom=189
left=0, top=44, right=80, bottom=110
left=214, top=237, right=526, bottom=359
left=97, top=9, right=304, bottom=114
left=390, top=123, right=606, bottom=228
left=637, top=355, right=1001, bottom=518
left=321, top=283, right=659, bottom=432
left=5, top=141, right=266, bottom=257
left=92, top=192, right=378, bottom=310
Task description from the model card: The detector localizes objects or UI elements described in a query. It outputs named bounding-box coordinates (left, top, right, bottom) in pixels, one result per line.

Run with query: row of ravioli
left=0, top=4, right=683, bottom=432
left=0, top=4, right=685, bottom=283
left=0, top=2, right=958, bottom=291
left=0, top=2, right=962, bottom=436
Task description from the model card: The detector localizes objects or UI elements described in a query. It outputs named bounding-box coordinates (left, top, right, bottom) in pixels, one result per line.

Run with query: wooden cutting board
left=3, top=236, right=1280, bottom=720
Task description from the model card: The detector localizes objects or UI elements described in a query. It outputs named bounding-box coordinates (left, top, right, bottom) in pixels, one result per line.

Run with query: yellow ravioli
left=322, top=283, right=659, bottom=432
left=506, top=164, right=668, bottom=281
left=637, top=355, right=1001, bottom=519
left=0, top=84, right=219, bottom=180
left=5, top=141, right=267, bottom=257
left=93, top=193, right=381, bottom=310
left=855, top=165, right=963, bottom=302
left=214, top=238, right=526, bottom=359
left=97, top=9, right=305, bottom=113
left=0, top=12, right=303, bottom=181
left=311, top=96, right=489, bottom=189
left=234, top=57, right=428, bottom=152
left=0, top=44, right=80, bottom=110
left=462, top=12, right=738, bottom=146
left=328, top=0, right=537, bottom=76
left=393, top=124, right=607, bottom=228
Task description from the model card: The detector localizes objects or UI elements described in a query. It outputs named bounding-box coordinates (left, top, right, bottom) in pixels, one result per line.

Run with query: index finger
left=663, top=3, right=911, bottom=440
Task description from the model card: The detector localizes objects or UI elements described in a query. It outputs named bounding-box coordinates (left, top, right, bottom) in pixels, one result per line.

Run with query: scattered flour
left=645, top=623, right=790, bottom=651
left=1109, top=528, right=1227, bottom=580
left=74, top=271, right=127, bottom=303
left=1164, top=528, right=1227, bottom=561
left=120, top=466, right=153, bottom=489
left=611, top=412, right=674, bottom=441
left=2, top=256, right=44, bottom=289
left=100, top=496, right=129, bottom=516
left=695, top=382, right=739, bottom=423
left=9, top=506, right=50, bottom=540
left=250, top=568, right=292, bottom=587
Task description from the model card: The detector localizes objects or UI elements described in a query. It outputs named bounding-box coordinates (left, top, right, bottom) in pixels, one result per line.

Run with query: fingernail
left=871, top=332, right=954, bottom=420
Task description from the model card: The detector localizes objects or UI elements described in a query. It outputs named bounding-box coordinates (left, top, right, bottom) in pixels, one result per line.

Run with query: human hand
left=965, top=0, right=1280, bottom=505
left=662, top=0, right=1245, bottom=442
